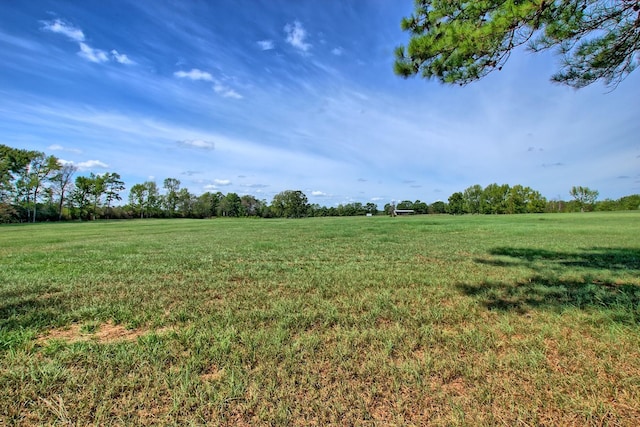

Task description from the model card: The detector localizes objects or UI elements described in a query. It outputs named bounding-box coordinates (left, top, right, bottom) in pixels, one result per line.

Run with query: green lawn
left=1, top=212, right=639, bottom=425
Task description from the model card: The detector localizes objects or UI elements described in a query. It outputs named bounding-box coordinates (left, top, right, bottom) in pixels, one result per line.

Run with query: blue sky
left=1, top=0, right=639, bottom=206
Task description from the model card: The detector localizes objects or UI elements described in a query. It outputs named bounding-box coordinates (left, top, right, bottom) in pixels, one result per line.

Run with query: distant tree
left=506, top=185, right=528, bottom=214
left=241, top=194, right=263, bottom=216
left=429, top=200, right=447, bottom=214
left=463, top=184, right=483, bottom=214
left=193, top=191, right=223, bottom=218
left=218, top=192, right=242, bottom=217
left=337, top=202, right=367, bottom=216
left=482, top=183, right=510, bottom=214
left=397, top=200, right=414, bottom=210
left=51, top=163, right=77, bottom=220
left=175, top=188, right=195, bottom=217
left=365, top=202, right=378, bottom=215
left=394, top=0, right=640, bottom=88
left=88, top=173, right=107, bottom=220
left=129, top=181, right=160, bottom=219
left=16, top=153, right=61, bottom=222
left=102, top=172, right=125, bottom=213
left=447, top=192, right=465, bottom=215
left=1, top=145, right=37, bottom=200
left=271, top=190, right=309, bottom=218
left=595, top=198, right=618, bottom=211
left=163, top=178, right=181, bottom=217
left=570, top=185, right=599, bottom=212
left=1, top=146, right=39, bottom=221
left=413, top=200, right=429, bottom=214
left=384, top=202, right=396, bottom=216
left=71, top=175, right=94, bottom=220
left=618, top=194, right=640, bottom=210
left=525, top=188, right=547, bottom=213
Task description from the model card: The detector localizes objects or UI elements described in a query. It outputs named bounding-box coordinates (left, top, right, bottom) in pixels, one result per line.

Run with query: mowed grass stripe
left=1, top=212, right=639, bottom=425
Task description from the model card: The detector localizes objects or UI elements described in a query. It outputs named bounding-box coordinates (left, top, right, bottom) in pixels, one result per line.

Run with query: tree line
left=1, top=144, right=638, bottom=223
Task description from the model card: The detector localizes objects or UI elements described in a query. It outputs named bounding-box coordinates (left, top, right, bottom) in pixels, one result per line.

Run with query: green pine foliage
left=395, top=0, right=640, bottom=88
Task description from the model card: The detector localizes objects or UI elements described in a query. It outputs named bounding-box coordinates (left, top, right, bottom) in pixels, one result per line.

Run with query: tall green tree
left=429, top=200, right=447, bottom=214
left=129, top=181, right=160, bottom=219
left=395, top=1, right=640, bottom=88
left=71, top=175, right=94, bottom=220
left=570, top=185, right=599, bottom=211
left=463, top=184, right=483, bottom=214
left=51, top=163, right=77, bottom=220
left=271, top=190, right=309, bottom=218
left=482, top=183, right=510, bottom=214
left=193, top=191, right=223, bottom=218
left=163, top=178, right=181, bottom=217
left=176, top=188, right=195, bottom=217
left=240, top=194, right=262, bottom=216
left=448, top=192, right=465, bottom=215
left=525, top=188, right=547, bottom=213
left=365, top=202, right=378, bottom=215
left=103, top=173, right=125, bottom=211
left=218, top=192, right=242, bottom=217
left=17, top=153, right=61, bottom=222
left=0, top=145, right=38, bottom=221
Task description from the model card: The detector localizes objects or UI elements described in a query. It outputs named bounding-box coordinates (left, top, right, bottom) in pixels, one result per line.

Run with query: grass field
left=1, top=212, right=639, bottom=425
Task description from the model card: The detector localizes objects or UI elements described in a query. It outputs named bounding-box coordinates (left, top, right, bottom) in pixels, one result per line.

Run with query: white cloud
left=331, top=47, right=344, bottom=56
left=59, top=159, right=108, bottom=170
left=42, top=19, right=132, bottom=65
left=213, top=83, right=243, bottom=99
left=312, top=191, right=328, bottom=197
left=41, top=19, right=85, bottom=42
left=174, top=69, right=214, bottom=81
left=257, top=39, right=275, bottom=50
left=203, top=179, right=231, bottom=190
left=174, top=69, right=242, bottom=98
left=284, top=21, right=311, bottom=52
left=178, top=139, right=215, bottom=150
left=111, top=49, right=133, bottom=64
left=78, top=42, right=109, bottom=63
left=48, top=144, right=81, bottom=153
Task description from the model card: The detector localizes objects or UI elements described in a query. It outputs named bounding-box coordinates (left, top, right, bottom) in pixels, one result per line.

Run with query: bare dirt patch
left=37, top=322, right=171, bottom=345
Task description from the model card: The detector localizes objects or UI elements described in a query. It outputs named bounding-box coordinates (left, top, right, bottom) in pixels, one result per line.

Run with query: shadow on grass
left=458, top=247, right=640, bottom=323
left=0, top=288, right=68, bottom=349
left=483, top=247, right=640, bottom=271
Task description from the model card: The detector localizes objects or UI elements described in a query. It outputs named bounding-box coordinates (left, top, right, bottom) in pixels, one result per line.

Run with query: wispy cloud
left=174, top=68, right=214, bottom=81
left=311, top=190, right=328, bottom=197
left=213, top=83, right=242, bottom=99
left=203, top=179, right=232, bottom=190
left=178, top=139, right=215, bottom=150
left=48, top=144, right=81, bottom=153
left=111, top=49, right=133, bottom=64
left=41, top=18, right=133, bottom=65
left=60, top=159, right=109, bottom=170
left=41, top=19, right=85, bottom=42
left=257, top=39, right=274, bottom=51
left=79, top=42, right=109, bottom=63
left=284, top=21, right=311, bottom=52
left=331, top=47, right=344, bottom=56
left=174, top=68, right=242, bottom=98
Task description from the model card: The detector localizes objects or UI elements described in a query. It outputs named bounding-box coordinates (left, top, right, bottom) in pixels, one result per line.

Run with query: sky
left=1, top=0, right=639, bottom=206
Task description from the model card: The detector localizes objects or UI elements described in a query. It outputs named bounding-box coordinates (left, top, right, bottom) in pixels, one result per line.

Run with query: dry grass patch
left=37, top=321, right=172, bottom=345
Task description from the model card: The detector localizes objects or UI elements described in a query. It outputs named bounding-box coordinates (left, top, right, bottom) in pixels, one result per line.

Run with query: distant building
left=393, top=209, right=415, bottom=216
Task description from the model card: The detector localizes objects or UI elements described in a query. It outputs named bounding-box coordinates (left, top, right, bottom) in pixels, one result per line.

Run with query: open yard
left=1, top=212, right=639, bottom=425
